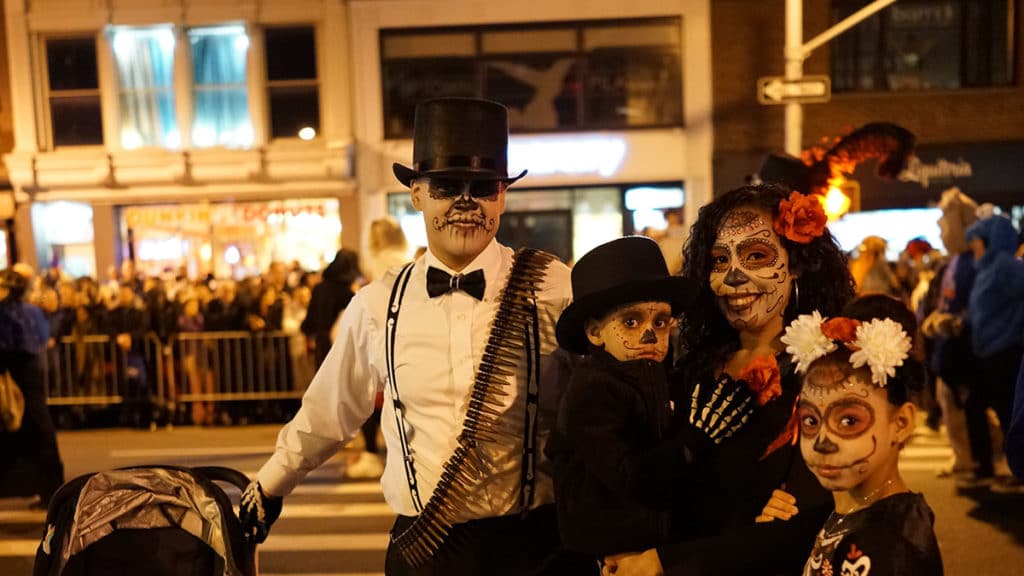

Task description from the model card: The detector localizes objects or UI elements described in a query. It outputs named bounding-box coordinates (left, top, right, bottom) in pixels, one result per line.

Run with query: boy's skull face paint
left=709, top=208, right=793, bottom=332
left=586, top=301, right=675, bottom=362
left=797, top=363, right=898, bottom=492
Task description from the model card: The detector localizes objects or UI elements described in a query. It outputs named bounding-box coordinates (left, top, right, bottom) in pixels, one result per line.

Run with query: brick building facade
left=711, top=0, right=1024, bottom=211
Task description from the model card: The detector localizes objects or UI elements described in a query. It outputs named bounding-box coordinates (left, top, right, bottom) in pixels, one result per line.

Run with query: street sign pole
left=784, top=0, right=803, bottom=156
left=781, top=0, right=898, bottom=156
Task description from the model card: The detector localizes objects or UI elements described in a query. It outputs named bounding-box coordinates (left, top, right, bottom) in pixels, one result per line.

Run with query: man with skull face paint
left=771, top=295, right=942, bottom=576
left=241, top=98, right=594, bottom=575
left=605, top=185, right=857, bottom=576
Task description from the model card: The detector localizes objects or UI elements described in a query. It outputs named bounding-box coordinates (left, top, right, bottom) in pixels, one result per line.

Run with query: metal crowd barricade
left=168, top=331, right=308, bottom=407
left=43, top=333, right=164, bottom=410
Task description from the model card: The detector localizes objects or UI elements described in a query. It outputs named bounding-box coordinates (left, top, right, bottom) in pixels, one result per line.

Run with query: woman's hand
left=602, top=549, right=664, bottom=576
left=755, top=488, right=798, bottom=523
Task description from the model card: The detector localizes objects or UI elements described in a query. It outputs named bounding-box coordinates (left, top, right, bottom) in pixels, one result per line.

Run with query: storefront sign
left=898, top=156, right=973, bottom=188
left=508, top=136, right=627, bottom=178
left=850, top=141, right=1024, bottom=210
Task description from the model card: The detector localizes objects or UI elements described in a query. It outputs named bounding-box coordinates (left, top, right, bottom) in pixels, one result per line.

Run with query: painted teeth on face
left=727, top=294, right=759, bottom=307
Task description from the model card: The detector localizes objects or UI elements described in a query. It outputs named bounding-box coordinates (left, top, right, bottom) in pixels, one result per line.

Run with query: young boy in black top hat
left=548, top=236, right=698, bottom=562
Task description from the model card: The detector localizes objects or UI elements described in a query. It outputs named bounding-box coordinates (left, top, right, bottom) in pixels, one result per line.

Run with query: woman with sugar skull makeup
left=603, top=184, right=856, bottom=576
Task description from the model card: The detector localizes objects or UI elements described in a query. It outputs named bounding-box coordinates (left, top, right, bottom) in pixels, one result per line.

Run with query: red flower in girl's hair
left=739, top=355, right=782, bottom=406
left=821, top=317, right=862, bottom=344
left=773, top=191, right=828, bottom=244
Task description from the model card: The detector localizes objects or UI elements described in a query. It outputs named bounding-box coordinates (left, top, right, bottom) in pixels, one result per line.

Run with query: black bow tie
left=426, top=267, right=486, bottom=300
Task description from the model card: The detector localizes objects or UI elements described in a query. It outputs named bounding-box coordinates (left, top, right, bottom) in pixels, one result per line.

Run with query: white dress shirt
left=258, top=240, right=572, bottom=521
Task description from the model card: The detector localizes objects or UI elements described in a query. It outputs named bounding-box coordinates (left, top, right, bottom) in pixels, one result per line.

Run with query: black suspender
left=519, top=301, right=542, bottom=512
left=385, top=262, right=422, bottom=512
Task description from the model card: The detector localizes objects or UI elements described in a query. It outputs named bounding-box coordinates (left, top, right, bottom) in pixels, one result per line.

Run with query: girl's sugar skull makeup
left=709, top=208, right=794, bottom=331
left=797, top=357, right=908, bottom=493
left=585, top=301, right=675, bottom=362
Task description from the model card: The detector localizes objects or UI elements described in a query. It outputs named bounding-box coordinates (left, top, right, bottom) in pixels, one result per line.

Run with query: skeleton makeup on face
left=797, top=361, right=901, bottom=494
left=709, top=208, right=794, bottom=332
left=411, top=178, right=506, bottom=270
left=585, top=301, right=675, bottom=362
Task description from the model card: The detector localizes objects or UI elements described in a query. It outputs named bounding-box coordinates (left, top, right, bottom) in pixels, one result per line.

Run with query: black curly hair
left=679, top=184, right=856, bottom=380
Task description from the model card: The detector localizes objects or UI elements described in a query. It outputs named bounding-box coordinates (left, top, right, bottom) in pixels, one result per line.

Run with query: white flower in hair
left=781, top=311, right=837, bottom=374
left=848, top=318, right=912, bottom=387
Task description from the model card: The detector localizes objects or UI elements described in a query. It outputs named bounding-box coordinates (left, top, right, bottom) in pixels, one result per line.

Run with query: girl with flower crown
left=603, top=184, right=856, bottom=576
left=763, top=294, right=943, bottom=576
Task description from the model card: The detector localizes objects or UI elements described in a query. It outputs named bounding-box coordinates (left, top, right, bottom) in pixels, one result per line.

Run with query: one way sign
left=757, top=75, right=831, bottom=105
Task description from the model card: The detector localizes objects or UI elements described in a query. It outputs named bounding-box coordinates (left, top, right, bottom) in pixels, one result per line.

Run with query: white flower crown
left=780, top=312, right=912, bottom=387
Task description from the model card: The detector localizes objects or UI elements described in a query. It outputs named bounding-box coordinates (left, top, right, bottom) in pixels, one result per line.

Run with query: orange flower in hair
left=773, top=191, right=828, bottom=244
left=820, top=317, right=862, bottom=344
left=739, top=355, right=782, bottom=406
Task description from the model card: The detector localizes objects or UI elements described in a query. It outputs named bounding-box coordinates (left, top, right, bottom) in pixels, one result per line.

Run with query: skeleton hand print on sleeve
left=689, top=375, right=755, bottom=444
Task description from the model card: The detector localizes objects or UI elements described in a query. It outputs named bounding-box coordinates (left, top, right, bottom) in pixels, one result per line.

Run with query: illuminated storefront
left=31, top=202, right=97, bottom=278
left=121, top=199, right=342, bottom=279
left=351, top=0, right=714, bottom=261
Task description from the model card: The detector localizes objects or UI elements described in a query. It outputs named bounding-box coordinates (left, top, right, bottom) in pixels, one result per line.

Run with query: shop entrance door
left=497, top=210, right=573, bottom=263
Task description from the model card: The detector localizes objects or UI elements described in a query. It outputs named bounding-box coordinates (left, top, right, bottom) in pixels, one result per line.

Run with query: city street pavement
left=2, top=424, right=1023, bottom=575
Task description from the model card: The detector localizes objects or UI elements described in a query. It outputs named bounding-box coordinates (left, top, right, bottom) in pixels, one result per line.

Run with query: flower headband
left=773, top=191, right=828, bottom=244
left=780, top=311, right=912, bottom=387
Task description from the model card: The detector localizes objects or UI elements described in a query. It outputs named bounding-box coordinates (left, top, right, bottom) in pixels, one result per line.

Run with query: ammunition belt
left=386, top=248, right=555, bottom=567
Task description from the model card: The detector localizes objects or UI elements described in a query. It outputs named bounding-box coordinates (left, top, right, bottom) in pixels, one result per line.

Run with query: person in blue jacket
left=964, top=214, right=1024, bottom=490
left=1009, top=357, right=1024, bottom=480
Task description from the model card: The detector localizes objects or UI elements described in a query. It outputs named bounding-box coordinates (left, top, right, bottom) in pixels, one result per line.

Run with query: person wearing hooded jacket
left=0, top=268, right=65, bottom=507
left=964, top=214, right=1024, bottom=490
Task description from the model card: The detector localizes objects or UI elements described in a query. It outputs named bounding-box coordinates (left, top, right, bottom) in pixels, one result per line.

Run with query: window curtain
left=190, top=26, right=252, bottom=148
left=112, top=28, right=177, bottom=149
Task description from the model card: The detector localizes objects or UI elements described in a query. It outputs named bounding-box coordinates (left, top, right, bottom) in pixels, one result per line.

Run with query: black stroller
left=33, top=465, right=257, bottom=576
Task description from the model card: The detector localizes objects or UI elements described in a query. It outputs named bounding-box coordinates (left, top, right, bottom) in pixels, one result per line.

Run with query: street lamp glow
left=298, top=127, right=316, bottom=141
left=823, top=186, right=852, bottom=221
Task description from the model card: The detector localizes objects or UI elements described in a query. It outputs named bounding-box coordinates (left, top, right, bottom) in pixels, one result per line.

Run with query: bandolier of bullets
left=394, top=248, right=555, bottom=567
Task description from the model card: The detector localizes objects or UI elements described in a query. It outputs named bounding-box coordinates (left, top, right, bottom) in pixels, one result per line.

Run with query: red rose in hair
left=821, top=317, right=862, bottom=343
left=739, top=355, right=782, bottom=406
left=773, top=191, right=828, bottom=244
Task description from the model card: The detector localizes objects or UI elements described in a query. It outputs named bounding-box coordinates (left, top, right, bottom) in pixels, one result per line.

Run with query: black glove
left=239, top=481, right=283, bottom=544
left=687, top=376, right=755, bottom=444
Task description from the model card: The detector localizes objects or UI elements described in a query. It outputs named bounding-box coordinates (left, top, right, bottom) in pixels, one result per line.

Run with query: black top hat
left=393, top=97, right=527, bottom=187
left=556, top=236, right=698, bottom=354
left=757, top=153, right=810, bottom=194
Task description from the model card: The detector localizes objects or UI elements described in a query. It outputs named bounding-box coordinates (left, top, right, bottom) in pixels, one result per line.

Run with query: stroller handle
left=194, top=466, right=252, bottom=492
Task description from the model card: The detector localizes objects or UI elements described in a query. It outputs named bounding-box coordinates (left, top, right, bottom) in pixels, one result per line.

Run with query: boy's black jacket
left=546, top=348, right=689, bottom=557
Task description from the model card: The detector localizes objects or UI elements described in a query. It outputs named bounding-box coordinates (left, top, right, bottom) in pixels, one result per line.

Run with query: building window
left=46, top=37, right=104, bottom=147
left=189, top=25, right=253, bottom=148
left=111, top=27, right=179, bottom=149
left=380, top=18, right=683, bottom=138
left=265, top=26, right=321, bottom=140
left=831, top=0, right=1014, bottom=92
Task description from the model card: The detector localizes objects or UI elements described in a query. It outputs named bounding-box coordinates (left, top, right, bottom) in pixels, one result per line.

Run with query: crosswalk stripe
left=281, top=503, right=393, bottom=518
left=257, top=533, right=388, bottom=551
left=0, top=509, right=45, bottom=523
left=900, top=461, right=951, bottom=472
left=292, top=482, right=383, bottom=496
left=0, top=502, right=392, bottom=524
left=0, top=534, right=392, bottom=557
left=0, top=540, right=37, bottom=557
left=110, top=446, right=276, bottom=458
left=901, top=446, right=954, bottom=458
